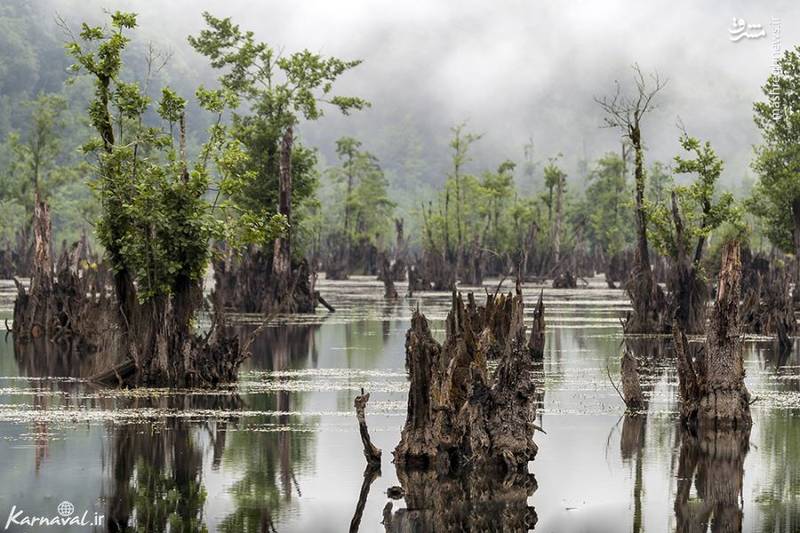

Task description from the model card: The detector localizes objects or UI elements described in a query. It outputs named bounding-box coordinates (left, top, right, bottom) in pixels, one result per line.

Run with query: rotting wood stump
left=354, top=388, right=381, bottom=466
left=673, top=241, right=752, bottom=432
left=394, top=284, right=540, bottom=472
left=528, top=290, right=545, bottom=360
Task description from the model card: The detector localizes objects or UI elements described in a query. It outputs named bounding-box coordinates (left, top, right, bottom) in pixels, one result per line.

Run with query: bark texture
left=673, top=241, right=752, bottom=431
left=354, top=389, right=381, bottom=466
left=621, top=349, right=645, bottom=411
left=527, top=290, right=545, bottom=360
left=394, top=285, right=539, bottom=472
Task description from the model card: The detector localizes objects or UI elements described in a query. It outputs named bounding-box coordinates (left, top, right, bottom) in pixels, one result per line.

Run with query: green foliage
left=749, top=47, right=800, bottom=254
left=647, top=135, right=738, bottom=262
left=0, top=92, right=92, bottom=243
left=66, top=11, right=241, bottom=301
left=189, top=12, right=368, bottom=251
left=333, top=137, right=395, bottom=243
left=579, top=152, right=633, bottom=257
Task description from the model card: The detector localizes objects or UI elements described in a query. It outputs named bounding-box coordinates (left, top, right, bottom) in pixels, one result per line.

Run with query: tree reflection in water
left=105, top=397, right=243, bottom=532
left=221, top=323, right=318, bottom=532
left=381, top=466, right=538, bottom=532
left=674, top=428, right=749, bottom=533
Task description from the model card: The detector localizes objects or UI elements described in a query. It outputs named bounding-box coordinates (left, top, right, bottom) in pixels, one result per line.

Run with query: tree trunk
left=528, top=290, right=545, bottom=360
left=623, top=125, right=666, bottom=334
left=395, top=287, right=539, bottom=471
left=621, top=349, right=645, bottom=411
left=669, top=192, right=708, bottom=334
left=272, top=126, right=293, bottom=299
left=354, top=389, right=381, bottom=466
left=673, top=241, right=752, bottom=431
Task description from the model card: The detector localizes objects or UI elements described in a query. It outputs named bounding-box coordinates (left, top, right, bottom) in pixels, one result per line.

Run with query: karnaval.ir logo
left=4, top=500, right=104, bottom=529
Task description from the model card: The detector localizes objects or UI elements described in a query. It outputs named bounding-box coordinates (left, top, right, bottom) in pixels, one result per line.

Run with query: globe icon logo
left=57, top=501, right=75, bottom=517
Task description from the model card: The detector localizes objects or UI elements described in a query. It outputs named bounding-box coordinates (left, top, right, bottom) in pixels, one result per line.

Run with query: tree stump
left=354, top=388, right=381, bottom=466
left=620, top=349, right=645, bottom=411
left=394, top=287, right=539, bottom=471
left=527, top=290, right=545, bottom=360
left=673, top=241, right=751, bottom=431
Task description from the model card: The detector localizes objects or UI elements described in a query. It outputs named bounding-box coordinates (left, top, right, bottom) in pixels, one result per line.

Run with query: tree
left=543, top=158, right=567, bottom=267
left=65, top=11, right=247, bottom=386
left=189, top=12, right=368, bottom=309
left=581, top=152, right=633, bottom=262
left=648, top=135, right=739, bottom=333
left=596, top=64, right=668, bottom=333
left=749, top=47, right=800, bottom=296
left=325, top=137, right=395, bottom=275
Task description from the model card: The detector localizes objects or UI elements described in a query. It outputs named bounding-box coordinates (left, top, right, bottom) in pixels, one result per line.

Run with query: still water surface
left=0, top=277, right=798, bottom=532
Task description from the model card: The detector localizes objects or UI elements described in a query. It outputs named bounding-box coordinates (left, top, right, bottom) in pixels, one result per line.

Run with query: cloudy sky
left=51, top=0, right=800, bottom=188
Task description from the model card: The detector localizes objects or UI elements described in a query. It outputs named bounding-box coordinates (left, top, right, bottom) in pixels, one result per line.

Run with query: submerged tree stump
left=552, top=270, right=577, bottom=289
left=354, top=388, right=381, bottom=466
left=528, top=290, right=545, bottom=360
left=623, top=248, right=670, bottom=334
left=380, top=253, right=398, bottom=299
left=620, top=349, right=645, bottom=411
left=213, top=245, right=317, bottom=314
left=394, top=285, right=540, bottom=472
left=741, top=263, right=796, bottom=355
left=13, top=196, right=247, bottom=388
left=673, top=241, right=751, bottom=431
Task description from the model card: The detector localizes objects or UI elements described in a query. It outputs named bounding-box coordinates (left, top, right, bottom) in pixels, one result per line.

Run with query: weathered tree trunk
left=621, top=349, right=645, bottom=411
left=390, top=218, right=407, bottom=282
left=792, top=198, right=800, bottom=303
left=354, top=388, right=381, bottom=466
left=380, top=253, right=398, bottom=299
left=528, top=290, right=545, bottom=360
left=741, top=262, right=796, bottom=355
left=669, top=191, right=709, bottom=334
left=272, top=126, right=294, bottom=301
left=623, top=125, right=667, bottom=334
left=395, top=286, right=539, bottom=471
left=673, top=241, right=751, bottom=431
left=12, top=194, right=52, bottom=339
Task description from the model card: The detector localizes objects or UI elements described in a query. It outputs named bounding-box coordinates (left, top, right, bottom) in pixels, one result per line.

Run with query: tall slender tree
left=596, top=64, right=667, bottom=333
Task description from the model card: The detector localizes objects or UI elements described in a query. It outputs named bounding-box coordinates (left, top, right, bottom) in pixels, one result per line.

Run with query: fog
left=46, top=0, right=800, bottom=190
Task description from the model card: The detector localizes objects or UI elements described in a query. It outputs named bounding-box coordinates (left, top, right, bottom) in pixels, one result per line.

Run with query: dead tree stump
left=552, top=270, right=577, bottom=289
left=380, top=253, right=398, bottom=299
left=354, top=388, right=381, bottom=466
left=394, top=288, right=539, bottom=472
left=673, top=241, right=751, bottom=431
left=528, top=290, right=545, bottom=360
left=621, top=349, right=645, bottom=411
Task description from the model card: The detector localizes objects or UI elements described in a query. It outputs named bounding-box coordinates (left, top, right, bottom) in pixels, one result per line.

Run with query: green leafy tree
left=647, top=134, right=739, bottom=332
left=66, top=11, right=253, bottom=384
left=749, top=47, right=800, bottom=289
left=581, top=152, right=633, bottom=260
left=189, top=12, right=368, bottom=257
left=325, top=137, right=395, bottom=272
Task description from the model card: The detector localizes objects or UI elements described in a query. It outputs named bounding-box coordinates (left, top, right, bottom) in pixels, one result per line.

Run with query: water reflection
left=382, top=467, right=538, bottom=532
left=107, top=418, right=208, bottom=532
left=674, top=428, right=749, bottom=533
left=1, top=279, right=800, bottom=531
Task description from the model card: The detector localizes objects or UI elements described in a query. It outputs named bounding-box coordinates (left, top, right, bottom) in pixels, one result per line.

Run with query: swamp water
left=0, top=276, right=798, bottom=532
